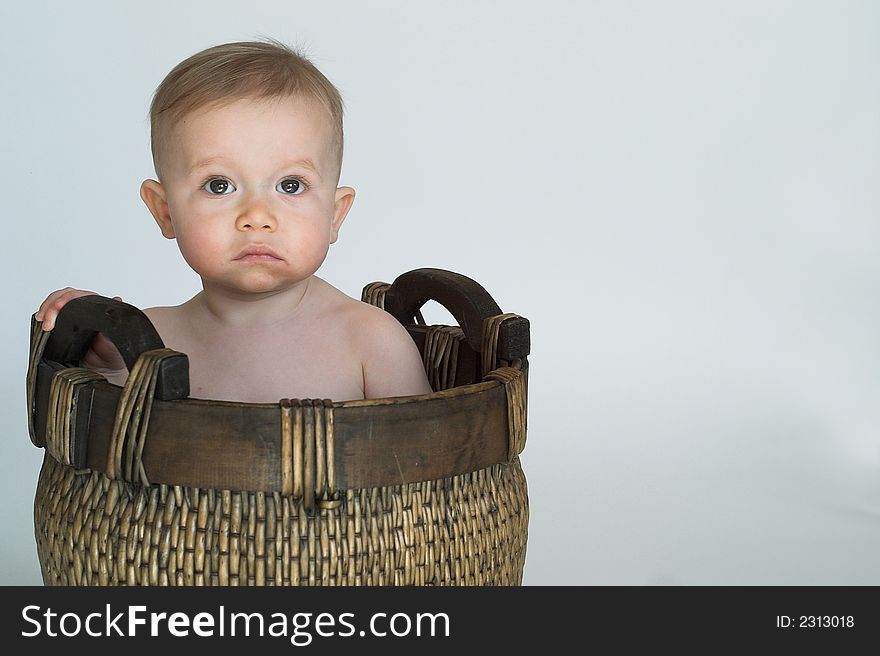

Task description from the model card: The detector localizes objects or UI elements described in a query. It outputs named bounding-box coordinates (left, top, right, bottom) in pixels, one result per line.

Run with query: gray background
left=2, top=0, right=878, bottom=584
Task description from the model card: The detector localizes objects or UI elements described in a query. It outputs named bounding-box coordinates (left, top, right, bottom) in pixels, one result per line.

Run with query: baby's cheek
left=175, top=229, right=224, bottom=274
left=300, top=229, right=331, bottom=268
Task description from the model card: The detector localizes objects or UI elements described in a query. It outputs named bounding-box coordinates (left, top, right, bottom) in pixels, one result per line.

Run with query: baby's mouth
left=234, top=244, right=285, bottom=262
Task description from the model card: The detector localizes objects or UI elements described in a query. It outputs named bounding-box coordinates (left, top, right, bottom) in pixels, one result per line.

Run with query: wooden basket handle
left=40, top=295, right=189, bottom=400
left=384, top=268, right=530, bottom=360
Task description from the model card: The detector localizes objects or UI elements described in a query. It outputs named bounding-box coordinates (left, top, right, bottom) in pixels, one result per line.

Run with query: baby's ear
left=140, top=180, right=175, bottom=239
left=331, top=186, right=356, bottom=243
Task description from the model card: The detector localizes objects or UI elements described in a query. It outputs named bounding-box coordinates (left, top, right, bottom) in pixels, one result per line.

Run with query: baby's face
left=143, top=95, right=353, bottom=296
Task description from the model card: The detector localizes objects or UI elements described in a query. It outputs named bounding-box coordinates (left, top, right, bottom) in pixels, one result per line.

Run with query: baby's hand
left=35, top=288, right=127, bottom=374
left=37, top=287, right=106, bottom=331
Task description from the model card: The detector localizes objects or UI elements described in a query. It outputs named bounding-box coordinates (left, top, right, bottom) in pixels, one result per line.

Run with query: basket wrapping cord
left=107, top=348, right=181, bottom=486
left=422, top=325, right=464, bottom=392
left=482, top=314, right=528, bottom=460
left=361, top=280, right=426, bottom=325
left=46, top=368, right=104, bottom=466
left=280, top=398, right=337, bottom=512
left=360, top=281, right=390, bottom=308
left=27, top=318, right=52, bottom=445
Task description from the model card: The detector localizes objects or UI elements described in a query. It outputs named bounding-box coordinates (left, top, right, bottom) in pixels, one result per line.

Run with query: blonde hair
left=148, top=37, right=344, bottom=184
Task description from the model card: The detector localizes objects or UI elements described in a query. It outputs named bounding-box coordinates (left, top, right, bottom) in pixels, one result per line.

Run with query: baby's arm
left=360, top=310, right=433, bottom=399
left=35, top=288, right=128, bottom=383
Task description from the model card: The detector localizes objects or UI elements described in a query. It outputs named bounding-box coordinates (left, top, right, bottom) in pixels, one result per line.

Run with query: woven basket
left=28, top=268, right=530, bottom=586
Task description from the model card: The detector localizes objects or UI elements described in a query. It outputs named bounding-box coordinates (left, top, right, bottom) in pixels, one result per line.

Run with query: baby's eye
left=203, top=178, right=235, bottom=195
left=277, top=178, right=306, bottom=195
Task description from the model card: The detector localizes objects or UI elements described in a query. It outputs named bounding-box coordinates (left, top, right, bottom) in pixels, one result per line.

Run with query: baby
left=35, top=39, right=432, bottom=403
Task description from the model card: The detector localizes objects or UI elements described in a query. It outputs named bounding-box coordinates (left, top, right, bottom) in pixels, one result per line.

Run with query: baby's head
left=140, top=38, right=355, bottom=296
left=149, top=38, right=344, bottom=186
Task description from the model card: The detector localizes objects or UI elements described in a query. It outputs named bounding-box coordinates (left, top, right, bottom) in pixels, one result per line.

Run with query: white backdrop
left=1, top=0, right=878, bottom=585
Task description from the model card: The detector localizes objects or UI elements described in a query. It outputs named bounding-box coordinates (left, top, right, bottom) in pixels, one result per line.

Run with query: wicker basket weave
left=28, top=268, right=530, bottom=586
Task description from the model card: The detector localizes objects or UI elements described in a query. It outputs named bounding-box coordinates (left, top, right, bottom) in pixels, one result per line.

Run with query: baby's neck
left=193, top=277, right=314, bottom=331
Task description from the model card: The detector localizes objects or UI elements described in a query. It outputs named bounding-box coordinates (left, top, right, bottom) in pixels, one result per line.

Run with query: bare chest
left=157, top=321, right=364, bottom=403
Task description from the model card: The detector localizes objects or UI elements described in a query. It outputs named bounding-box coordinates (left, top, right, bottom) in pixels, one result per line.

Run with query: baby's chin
left=208, top=271, right=314, bottom=297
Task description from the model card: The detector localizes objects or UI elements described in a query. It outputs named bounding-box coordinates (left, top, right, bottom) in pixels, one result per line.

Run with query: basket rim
left=31, top=356, right=528, bottom=494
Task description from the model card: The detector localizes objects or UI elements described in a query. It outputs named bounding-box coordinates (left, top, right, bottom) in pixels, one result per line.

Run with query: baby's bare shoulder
left=142, top=305, right=176, bottom=321
left=311, top=277, right=400, bottom=336
left=332, top=297, right=433, bottom=399
left=142, top=304, right=189, bottom=350
left=333, top=296, right=409, bottom=346
left=310, top=279, right=411, bottom=355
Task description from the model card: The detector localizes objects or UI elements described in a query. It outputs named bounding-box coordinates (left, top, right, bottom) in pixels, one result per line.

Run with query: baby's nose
left=235, top=197, right=277, bottom=231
